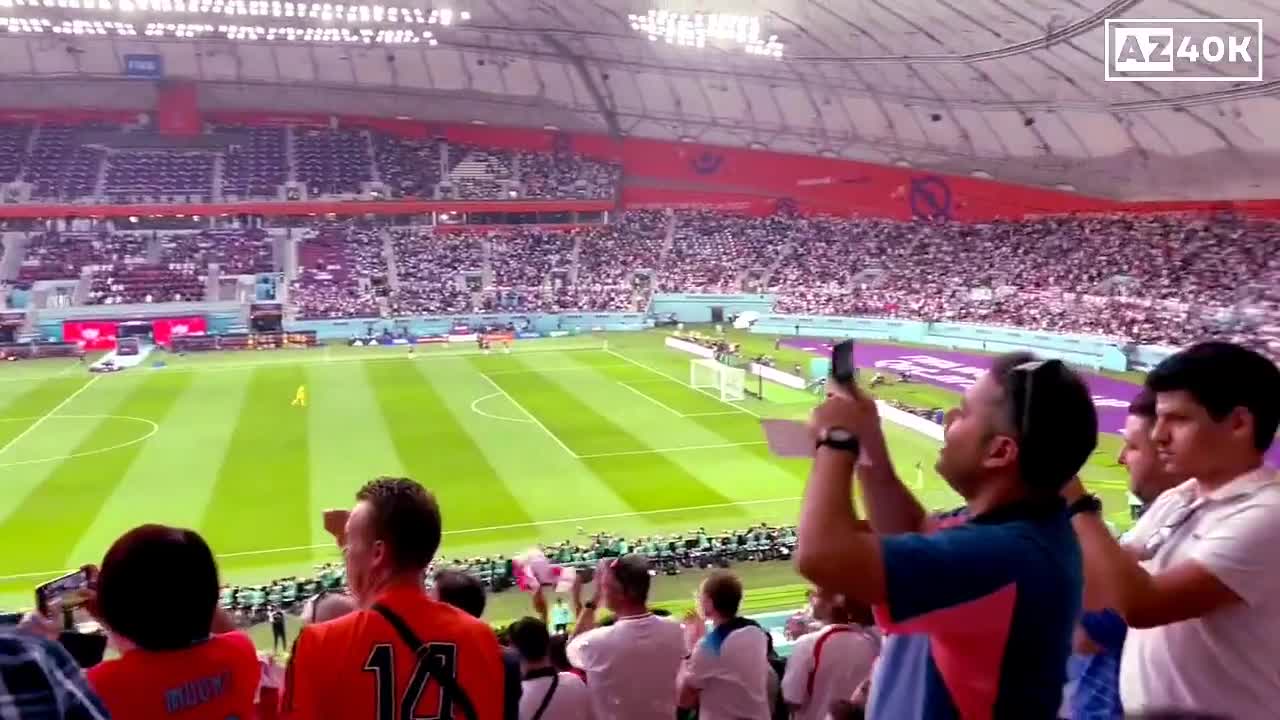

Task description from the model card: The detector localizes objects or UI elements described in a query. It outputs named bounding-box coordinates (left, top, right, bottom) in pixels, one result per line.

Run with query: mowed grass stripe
left=539, top=352, right=800, bottom=502
left=364, top=359, right=537, bottom=533
left=66, top=367, right=253, bottom=571
left=418, top=355, right=641, bottom=542
left=582, top=346, right=824, bottom=482
left=479, top=359, right=742, bottom=514
left=0, top=376, right=95, bottom=449
left=0, top=371, right=193, bottom=575
left=306, top=361, right=407, bottom=547
left=592, top=360, right=809, bottom=485
left=201, top=366, right=312, bottom=559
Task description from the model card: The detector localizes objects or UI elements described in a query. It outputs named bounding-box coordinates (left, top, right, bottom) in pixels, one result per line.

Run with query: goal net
left=690, top=358, right=746, bottom=402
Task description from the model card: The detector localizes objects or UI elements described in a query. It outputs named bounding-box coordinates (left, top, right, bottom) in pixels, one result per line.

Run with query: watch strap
left=1067, top=494, right=1104, bottom=517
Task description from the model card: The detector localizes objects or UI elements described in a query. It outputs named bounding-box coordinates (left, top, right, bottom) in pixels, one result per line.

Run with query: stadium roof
left=1, top=0, right=1278, bottom=200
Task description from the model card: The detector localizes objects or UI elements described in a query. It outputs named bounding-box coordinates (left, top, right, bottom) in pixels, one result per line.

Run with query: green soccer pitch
left=0, top=330, right=1136, bottom=610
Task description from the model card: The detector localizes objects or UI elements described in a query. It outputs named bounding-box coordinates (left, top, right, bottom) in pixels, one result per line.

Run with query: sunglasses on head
left=1009, top=359, right=1064, bottom=441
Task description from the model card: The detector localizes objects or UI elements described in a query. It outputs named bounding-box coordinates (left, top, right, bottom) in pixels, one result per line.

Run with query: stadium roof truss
left=1, top=0, right=1279, bottom=199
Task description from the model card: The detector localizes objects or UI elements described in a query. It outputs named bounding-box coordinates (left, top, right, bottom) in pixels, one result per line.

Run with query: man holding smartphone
left=794, top=352, right=1098, bottom=719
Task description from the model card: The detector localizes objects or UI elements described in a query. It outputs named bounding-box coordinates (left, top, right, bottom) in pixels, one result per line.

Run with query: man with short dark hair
left=282, top=477, right=504, bottom=720
left=431, top=569, right=488, bottom=619
left=677, top=570, right=771, bottom=720
left=567, top=555, right=685, bottom=720
left=795, top=353, right=1097, bottom=718
left=1066, top=342, right=1280, bottom=717
left=508, top=617, right=591, bottom=720
left=430, top=568, right=521, bottom=720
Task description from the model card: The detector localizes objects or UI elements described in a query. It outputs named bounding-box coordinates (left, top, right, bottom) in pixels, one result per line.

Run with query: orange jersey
left=87, top=631, right=260, bottom=720
left=281, top=584, right=505, bottom=720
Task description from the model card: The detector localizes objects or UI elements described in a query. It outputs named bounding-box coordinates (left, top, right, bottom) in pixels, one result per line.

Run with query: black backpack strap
left=529, top=672, right=559, bottom=720
left=372, top=603, right=479, bottom=720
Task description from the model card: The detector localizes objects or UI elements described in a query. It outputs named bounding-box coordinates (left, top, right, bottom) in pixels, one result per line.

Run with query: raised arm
left=794, top=394, right=886, bottom=606
left=1064, top=479, right=1253, bottom=629
left=842, top=384, right=928, bottom=534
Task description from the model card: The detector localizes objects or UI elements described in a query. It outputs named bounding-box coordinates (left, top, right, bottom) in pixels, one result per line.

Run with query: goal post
left=690, top=358, right=746, bottom=402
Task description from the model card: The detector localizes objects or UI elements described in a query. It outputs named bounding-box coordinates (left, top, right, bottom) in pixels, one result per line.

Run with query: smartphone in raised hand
left=831, top=339, right=857, bottom=389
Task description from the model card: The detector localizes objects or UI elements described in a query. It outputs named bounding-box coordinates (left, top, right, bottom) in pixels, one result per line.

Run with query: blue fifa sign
left=124, top=54, right=163, bottom=78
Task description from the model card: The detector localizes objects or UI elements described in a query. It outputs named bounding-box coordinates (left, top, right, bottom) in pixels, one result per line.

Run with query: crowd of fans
left=290, top=226, right=385, bottom=319
left=4, top=341, right=1280, bottom=720
left=87, top=264, right=204, bottom=305
left=5, top=211, right=1279, bottom=361
left=388, top=230, right=483, bottom=315
left=0, top=120, right=621, bottom=202
left=759, top=214, right=1280, bottom=353
left=5, top=211, right=1278, bottom=359
left=659, top=211, right=792, bottom=293
left=518, top=150, right=621, bottom=200
left=157, top=229, right=275, bottom=276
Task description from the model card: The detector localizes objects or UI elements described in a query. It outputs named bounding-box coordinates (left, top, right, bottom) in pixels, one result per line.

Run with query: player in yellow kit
left=291, top=384, right=307, bottom=407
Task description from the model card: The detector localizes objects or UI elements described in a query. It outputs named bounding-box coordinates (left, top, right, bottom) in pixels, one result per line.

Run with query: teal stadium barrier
left=751, top=314, right=1128, bottom=371
left=20, top=289, right=1142, bottom=371
left=287, top=312, right=652, bottom=340
left=651, top=293, right=776, bottom=323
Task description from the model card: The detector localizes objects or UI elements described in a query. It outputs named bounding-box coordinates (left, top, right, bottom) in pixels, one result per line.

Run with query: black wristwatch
left=816, top=427, right=860, bottom=455
left=583, top=601, right=597, bottom=611
left=1067, top=494, right=1104, bottom=517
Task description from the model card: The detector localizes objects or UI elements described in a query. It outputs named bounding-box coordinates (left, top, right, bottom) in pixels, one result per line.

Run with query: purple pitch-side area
left=781, top=337, right=1280, bottom=468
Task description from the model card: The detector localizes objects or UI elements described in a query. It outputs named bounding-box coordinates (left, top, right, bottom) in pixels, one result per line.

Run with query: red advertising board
left=63, top=321, right=119, bottom=351
left=152, top=316, right=207, bottom=348
left=63, top=316, right=207, bottom=350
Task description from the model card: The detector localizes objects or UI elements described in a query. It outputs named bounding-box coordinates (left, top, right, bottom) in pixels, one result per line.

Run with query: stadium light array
left=0, top=0, right=468, bottom=41
left=0, top=0, right=472, bottom=28
left=2, top=13, right=435, bottom=39
left=626, top=9, right=783, bottom=58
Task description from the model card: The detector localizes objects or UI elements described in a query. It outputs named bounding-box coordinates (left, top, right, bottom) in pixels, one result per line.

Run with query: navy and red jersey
left=866, top=500, right=1082, bottom=719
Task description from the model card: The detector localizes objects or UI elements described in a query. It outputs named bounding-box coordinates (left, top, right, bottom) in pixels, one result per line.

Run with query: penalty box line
left=617, top=382, right=747, bottom=419
left=0, top=496, right=804, bottom=581
left=604, top=348, right=762, bottom=419
left=476, top=372, right=770, bottom=460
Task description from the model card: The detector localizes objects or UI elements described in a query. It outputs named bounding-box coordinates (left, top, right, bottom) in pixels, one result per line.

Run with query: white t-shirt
left=781, top=625, right=880, bottom=720
left=519, top=671, right=592, bottom=720
left=1119, top=466, right=1280, bottom=717
left=566, top=613, right=685, bottom=720
left=682, top=622, right=772, bottom=720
